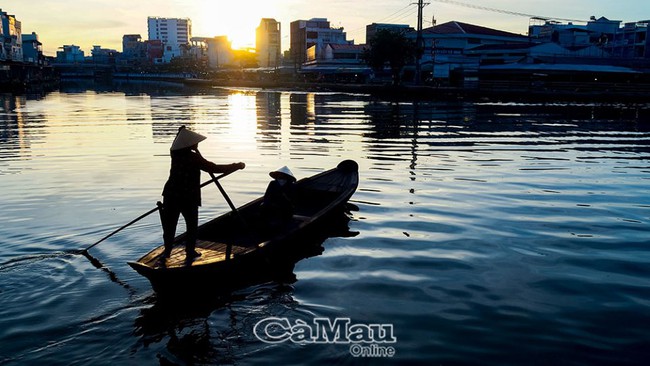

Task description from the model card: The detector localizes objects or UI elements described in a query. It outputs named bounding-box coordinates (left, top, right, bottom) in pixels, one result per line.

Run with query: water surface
left=1, top=83, right=649, bottom=365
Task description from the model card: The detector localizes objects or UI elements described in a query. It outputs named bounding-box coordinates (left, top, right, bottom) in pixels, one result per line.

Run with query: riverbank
left=182, top=77, right=650, bottom=102
left=0, top=62, right=58, bottom=93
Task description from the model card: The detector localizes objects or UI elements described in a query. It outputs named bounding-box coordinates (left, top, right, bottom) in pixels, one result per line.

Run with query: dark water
left=1, top=83, right=649, bottom=365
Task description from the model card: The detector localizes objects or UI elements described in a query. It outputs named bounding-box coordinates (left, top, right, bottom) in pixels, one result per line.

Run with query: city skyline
left=6, top=0, right=649, bottom=56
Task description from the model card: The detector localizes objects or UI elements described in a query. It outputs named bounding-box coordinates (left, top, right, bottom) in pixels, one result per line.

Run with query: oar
left=195, top=149, right=244, bottom=217
left=208, top=171, right=246, bottom=261
left=79, top=205, right=161, bottom=254
left=210, top=172, right=238, bottom=213
left=196, top=149, right=246, bottom=260
left=80, top=171, right=236, bottom=254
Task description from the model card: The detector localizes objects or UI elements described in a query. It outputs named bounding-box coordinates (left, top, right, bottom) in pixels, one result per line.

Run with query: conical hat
left=171, top=127, right=206, bottom=150
left=269, top=166, right=296, bottom=182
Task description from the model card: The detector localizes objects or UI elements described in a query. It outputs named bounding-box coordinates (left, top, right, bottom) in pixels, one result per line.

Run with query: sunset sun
left=197, top=1, right=278, bottom=49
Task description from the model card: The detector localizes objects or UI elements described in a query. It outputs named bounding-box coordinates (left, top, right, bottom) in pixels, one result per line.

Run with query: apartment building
left=1, top=9, right=23, bottom=62
left=147, top=17, right=192, bottom=63
left=256, top=18, right=281, bottom=68
left=610, top=20, right=650, bottom=59
left=22, top=32, right=43, bottom=65
left=290, top=18, right=351, bottom=67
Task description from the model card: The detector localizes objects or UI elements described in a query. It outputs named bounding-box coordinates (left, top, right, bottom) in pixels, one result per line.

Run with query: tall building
left=1, top=9, right=23, bottom=62
left=147, top=17, right=192, bottom=63
left=256, top=18, right=281, bottom=68
left=290, top=18, right=351, bottom=67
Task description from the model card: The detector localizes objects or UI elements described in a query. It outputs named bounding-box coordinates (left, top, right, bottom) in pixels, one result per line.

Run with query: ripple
left=323, top=245, right=486, bottom=261
left=2, top=88, right=650, bottom=365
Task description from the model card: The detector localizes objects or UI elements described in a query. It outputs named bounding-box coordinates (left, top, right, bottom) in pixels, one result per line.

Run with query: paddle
left=80, top=205, right=161, bottom=253
left=196, top=149, right=246, bottom=260
left=79, top=170, right=236, bottom=254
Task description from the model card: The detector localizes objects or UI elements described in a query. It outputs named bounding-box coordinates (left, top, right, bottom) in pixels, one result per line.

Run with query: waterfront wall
left=0, top=62, right=57, bottom=91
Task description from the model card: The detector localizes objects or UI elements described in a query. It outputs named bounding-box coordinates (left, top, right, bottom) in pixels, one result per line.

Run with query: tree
left=233, top=49, right=259, bottom=69
left=362, top=29, right=416, bottom=86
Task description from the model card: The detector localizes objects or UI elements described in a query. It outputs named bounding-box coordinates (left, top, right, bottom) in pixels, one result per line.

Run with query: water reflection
left=133, top=211, right=356, bottom=364
left=0, top=94, right=43, bottom=166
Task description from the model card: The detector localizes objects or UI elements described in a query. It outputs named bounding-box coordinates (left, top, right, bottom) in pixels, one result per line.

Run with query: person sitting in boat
left=260, top=166, right=296, bottom=225
left=161, top=126, right=245, bottom=260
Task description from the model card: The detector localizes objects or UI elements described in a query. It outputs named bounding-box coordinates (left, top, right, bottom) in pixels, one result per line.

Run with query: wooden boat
left=128, top=160, right=359, bottom=293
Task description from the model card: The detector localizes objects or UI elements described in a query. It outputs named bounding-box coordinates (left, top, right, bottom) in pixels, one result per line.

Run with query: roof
left=469, top=43, right=538, bottom=51
left=423, top=21, right=526, bottom=38
left=328, top=43, right=367, bottom=51
left=481, top=63, right=640, bottom=74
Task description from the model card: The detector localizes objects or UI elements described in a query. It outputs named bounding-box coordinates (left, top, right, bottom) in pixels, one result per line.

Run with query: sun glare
left=197, top=1, right=277, bottom=49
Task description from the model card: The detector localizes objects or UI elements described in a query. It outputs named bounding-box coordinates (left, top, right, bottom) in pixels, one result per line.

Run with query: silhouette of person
left=261, top=166, right=296, bottom=225
left=161, top=126, right=245, bottom=260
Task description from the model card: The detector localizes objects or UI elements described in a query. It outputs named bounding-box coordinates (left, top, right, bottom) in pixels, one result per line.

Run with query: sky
left=3, top=0, right=648, bottom=56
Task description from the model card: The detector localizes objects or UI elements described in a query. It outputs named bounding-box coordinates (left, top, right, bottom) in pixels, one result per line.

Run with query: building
left=122, top=34, right=147, bottom=65
left=56, top=45, right=85, bottom=63
left=324, top=43, right=365, bottom=61
left=198, top=36, right=233, bottom=68
left=301, top=43, right=370, bottom=82
left=529, top=16, right=620, bottom=47
left=610, top=20, right=650, bottom=59
left=409, top=21, right=530, bottom=78
left=22, top=32, right=43, bottom=65
left=1, top=9, right=23, bottom=62
left=290, top=18, right=351, bottom=68
left=91, top=45, right=118, bottom=64
left=145, top=39, right=164, bottom=64
left=188, top=37, right=208, bottom=65
left=256, top=18, right=281, bottom=68
left=528, top=16, right=650, bottom=64
left=366, top=23, right=414, bottom=44
left=147, top=17, right=192, bottom=63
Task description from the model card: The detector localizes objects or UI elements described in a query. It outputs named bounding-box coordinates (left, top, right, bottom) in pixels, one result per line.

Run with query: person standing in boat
left=161, top=126, right=245, bottom=260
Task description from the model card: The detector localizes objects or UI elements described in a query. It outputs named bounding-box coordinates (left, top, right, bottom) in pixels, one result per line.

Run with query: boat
left=128, top=160, right=359, bottom=293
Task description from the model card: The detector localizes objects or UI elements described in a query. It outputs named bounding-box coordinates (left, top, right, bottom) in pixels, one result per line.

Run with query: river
left=1, top=81, right=649, bottom=365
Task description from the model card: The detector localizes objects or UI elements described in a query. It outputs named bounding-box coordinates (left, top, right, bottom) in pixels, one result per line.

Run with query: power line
left=346, top=3, right=418, bottom=37
left=389, top=8, right=419, bottom=24
left=376, top=3, right=417, bottom=24
left=430, top=0, right=589, bottom=23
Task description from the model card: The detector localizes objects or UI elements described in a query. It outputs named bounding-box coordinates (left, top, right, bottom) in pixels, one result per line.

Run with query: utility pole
left=415, top=0, right=426, bottom=85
